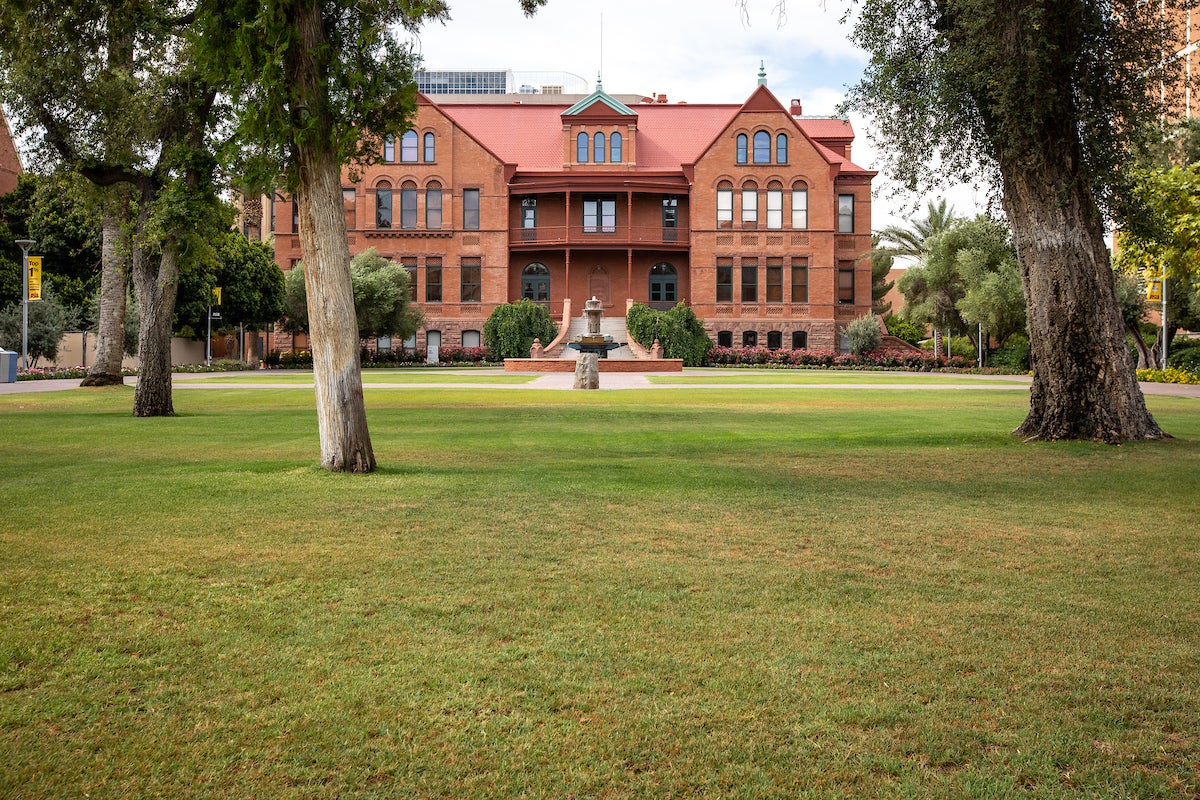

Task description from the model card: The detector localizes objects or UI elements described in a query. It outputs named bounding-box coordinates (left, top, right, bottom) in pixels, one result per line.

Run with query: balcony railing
left=509, top=225, right=690, bottom=247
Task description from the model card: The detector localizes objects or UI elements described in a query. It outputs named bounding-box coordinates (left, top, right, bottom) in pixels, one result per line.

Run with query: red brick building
left=0, top=108, right=22, bottom=196
left=267, top=80, right=876, bottom=355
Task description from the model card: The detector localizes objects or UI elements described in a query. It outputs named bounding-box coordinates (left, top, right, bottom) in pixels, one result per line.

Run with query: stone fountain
left=568, top=296, right=622, bottom=358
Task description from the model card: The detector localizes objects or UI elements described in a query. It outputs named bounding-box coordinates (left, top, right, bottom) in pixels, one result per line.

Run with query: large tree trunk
left=131, top=200, right=178, bottom=417
left=81, top=190, right=129, bottom=387
left=1001, top=156, right=1165, bottom=443
left=290, top=0, right=376, bottom=473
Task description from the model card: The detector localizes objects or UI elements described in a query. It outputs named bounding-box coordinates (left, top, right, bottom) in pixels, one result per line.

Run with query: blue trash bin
left=0, top=348, right=16, bottom=383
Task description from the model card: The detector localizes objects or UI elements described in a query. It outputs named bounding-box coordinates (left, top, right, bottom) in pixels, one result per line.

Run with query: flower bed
left=705, top=346, right=978, bottom=371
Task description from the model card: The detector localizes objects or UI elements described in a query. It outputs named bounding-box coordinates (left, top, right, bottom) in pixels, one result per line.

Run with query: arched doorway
left=522, top=262, right=550, bottom=304
left=649, top=262, right=678, bottom=310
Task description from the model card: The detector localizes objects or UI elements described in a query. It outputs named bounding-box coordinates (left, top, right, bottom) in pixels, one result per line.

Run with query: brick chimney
left=790, top=99, right=803, bottom=116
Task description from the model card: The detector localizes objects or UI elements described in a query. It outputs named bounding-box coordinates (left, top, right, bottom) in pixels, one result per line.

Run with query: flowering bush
left=705, top=346, right=975, bottom=371
left=1136, top=367, right=1200, bottom=384
left=436, top=345, right=496, bottom=365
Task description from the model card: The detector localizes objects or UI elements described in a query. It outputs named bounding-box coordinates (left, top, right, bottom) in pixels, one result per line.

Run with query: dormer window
left=577, top=132, right=589, bottom=163
left=593, top=132, right=606, bottom=163
left=610, top=132, right=622, bottom=163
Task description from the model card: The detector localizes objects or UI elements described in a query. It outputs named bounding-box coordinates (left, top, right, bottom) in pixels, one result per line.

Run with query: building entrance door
left=521, top=263, right=550, bottom=304
left=649, top=262, right=678, bottom=310
left=588, top=266, right=610, bottom=305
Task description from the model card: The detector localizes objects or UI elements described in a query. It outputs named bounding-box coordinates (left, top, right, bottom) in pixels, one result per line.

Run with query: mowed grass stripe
left=1, top=387, right=1197, bottom=798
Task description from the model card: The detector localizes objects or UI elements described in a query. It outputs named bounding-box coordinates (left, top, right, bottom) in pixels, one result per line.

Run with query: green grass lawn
left=2, top=385, right=1198, bottom=798
left=188, top=370, right=538, bottom=385
left=647, top=369, right=1030, bottom=385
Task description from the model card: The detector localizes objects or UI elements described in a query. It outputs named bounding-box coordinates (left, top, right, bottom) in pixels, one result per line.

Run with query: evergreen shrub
left=483, top=300, right=557, bottom=360
left=625, top=302, right=712, bottom=366
left=845, top=314, right=882, bottom=355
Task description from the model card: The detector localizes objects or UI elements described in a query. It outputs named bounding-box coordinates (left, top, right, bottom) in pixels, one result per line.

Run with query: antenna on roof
left=599, top=13, right=604, bottom=88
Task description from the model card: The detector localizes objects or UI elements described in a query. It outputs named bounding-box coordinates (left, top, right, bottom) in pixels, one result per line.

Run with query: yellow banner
left=1147, top=279, right=1162, bottom=303
left=213, top=286, right=222, bottom=305
left=27, top=256, right=42, bottom=302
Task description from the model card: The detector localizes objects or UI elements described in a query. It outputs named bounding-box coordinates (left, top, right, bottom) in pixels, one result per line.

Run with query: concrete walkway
left=3, top=369, right=1200, bottom=397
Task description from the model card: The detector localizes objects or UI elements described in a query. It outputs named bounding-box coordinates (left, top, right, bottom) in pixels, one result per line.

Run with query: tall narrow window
left=460, top=257, right=481, bottom=303
left=792, top=183, right=809, bottom=229
left=742, top=182, right=758, bottom=228
left=401, top=130, right=418, bottom=162
left=374, top=182, right=391, bottom=229
left=593, top=132, right=606, bottom=164
left=662, top=196, right=678, bottom=241
left=736, top=133, right=749, bottom=164
left=838, top=263, right=855, bottom=304
left=463, top=189, right=480, bottom=230
left=776, top=133, right=788, bottom=164
left=766, top=182, right=783, bottom=229
left=766, top=258, right=783, bottom=302
left=343, top=188, right=356, bottom=230
left=838, top=194, right=855, bottom=233
left=741, top=258, right=758, bottom=303
left=716, top=258, right=734, bottom=303
left=401, top=256, right=418, bottom=301
left=716, top=181, right=733, bottom=228
left=400, top=180, right=417, bottom=229
left=425, top=257, right=442, bottom=302
left=753, top=130, right=771, bottom=163
left=425, top=181, right=442, bottom=229
left=383, top=135, right=395, bottom=162
left=292, top=198, right=299, bottom=231
left=610, top=132, right=622, bottom=162
left=791, top=257, right=809, bottom=303
left=577, top=132, right=589, bottom=163
left=521, top=197, right=537, bottom=241
left=423, top=132, right=435, bottom=162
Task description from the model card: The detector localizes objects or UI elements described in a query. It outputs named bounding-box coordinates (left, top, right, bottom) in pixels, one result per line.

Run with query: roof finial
left=757, top=61, right=767, bottom=86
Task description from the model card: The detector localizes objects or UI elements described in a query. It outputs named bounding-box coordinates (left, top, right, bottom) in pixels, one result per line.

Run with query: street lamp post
left=15, top=239, right=36, bottom=370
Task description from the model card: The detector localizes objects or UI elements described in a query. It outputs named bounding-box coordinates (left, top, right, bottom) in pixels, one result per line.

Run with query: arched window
left=400, top=180, right=417, bottom=229
left=577, top=132, right=589, bottom=163
left=716, top=181, right=733, bottom=228
left=383, top=135, right=395, bottom=162
left=423, top=132, right=435, bottom=162
left=425, top=181, right=442, bottom=229
left=522, top=262, right=550, bottom=303
left=610, top=132, right=622, bottom=163
left=753, top=131, right=771, bottom=164
left=375, top=180, right=392, bottom=229
left=649, top=262, right=677, bottom=306
left=736, top=133, right=748, bottom=164
left=766, top=181, right=783, bottom=230
left=775, top=133, right=788, bottom=164
left=400, top=130, right=418, bottom=162
left=741, top=180, right=758, bottom=228
left=593, top=132, right=606, bottom=163
left=792, top=182, right=809, bottom=229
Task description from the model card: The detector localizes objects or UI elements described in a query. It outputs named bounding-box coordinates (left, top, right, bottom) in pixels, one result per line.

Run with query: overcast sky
left=408, top=0, right=990, bottom=233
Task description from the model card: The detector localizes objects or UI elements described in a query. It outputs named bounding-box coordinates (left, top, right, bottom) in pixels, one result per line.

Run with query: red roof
left=437, top=94, right=873, bottom=177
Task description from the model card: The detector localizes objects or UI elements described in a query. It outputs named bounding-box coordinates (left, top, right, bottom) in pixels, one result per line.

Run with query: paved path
left=3, top=369, right=1199, bottom=397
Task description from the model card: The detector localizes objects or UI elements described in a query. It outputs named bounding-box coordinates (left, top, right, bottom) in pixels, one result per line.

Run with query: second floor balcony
left=509, top=224, right=690, bottom=249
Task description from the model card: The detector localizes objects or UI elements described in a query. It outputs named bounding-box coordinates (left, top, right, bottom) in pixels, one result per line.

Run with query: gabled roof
left=561, top=80, right=637, bottom=118
left=435, top=86, right=875, bottom=178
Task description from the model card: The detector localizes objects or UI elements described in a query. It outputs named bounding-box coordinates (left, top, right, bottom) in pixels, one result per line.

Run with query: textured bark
left=131, top=199, right=177, bottom=417
left=81, top=191, right=129, bottom=387
left=1000, top=155, right=1165, bottom=443
left=291, top=0, right=376, bottom=472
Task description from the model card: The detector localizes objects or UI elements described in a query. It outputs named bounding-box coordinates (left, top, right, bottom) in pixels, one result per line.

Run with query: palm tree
left=876, top=199, right=962, bottom=259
